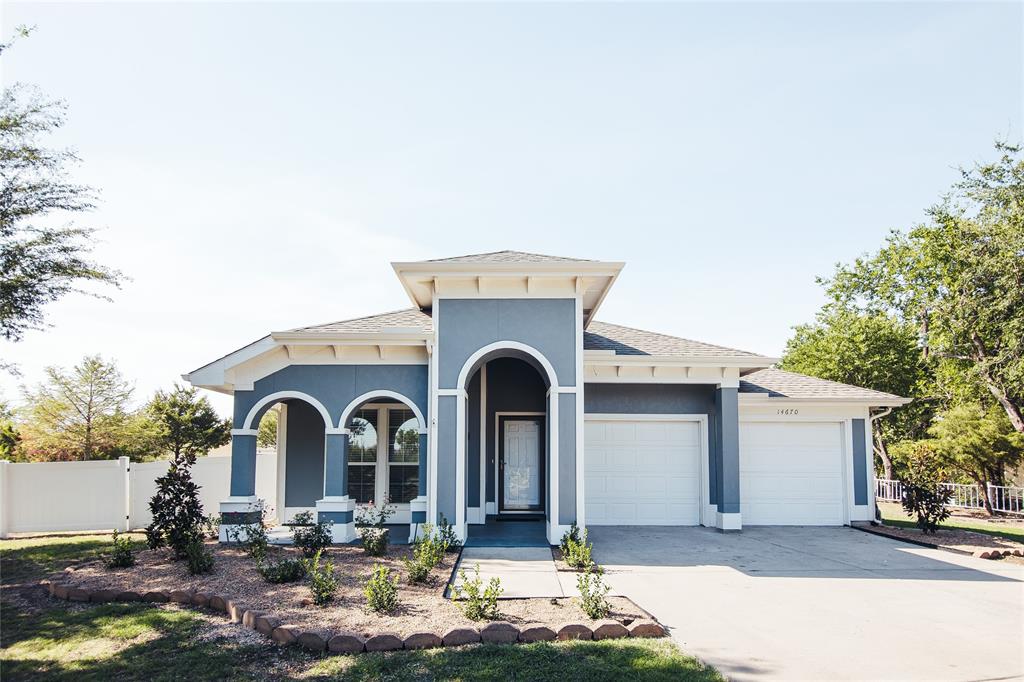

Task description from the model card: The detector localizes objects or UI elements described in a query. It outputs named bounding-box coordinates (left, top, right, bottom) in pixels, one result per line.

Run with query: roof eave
left=739, top=394, right=912, bottom=407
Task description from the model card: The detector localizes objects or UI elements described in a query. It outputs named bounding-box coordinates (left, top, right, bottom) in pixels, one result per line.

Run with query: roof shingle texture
left=740, top=368, right=906, bottom=402
left=584, top=321, right=765, bottom=358
left=420, top=250, right=594, bottom=264
left=287, top=308, right=432, bottom=334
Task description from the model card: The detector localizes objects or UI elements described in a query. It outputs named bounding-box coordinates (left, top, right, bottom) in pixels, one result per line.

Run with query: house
left=184, top=251, right=909, bottom=545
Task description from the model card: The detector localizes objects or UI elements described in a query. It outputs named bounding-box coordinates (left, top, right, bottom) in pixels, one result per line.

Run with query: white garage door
left=585, top=419, right=702, bottom=525
left=740, top=421, right=845, bottom=525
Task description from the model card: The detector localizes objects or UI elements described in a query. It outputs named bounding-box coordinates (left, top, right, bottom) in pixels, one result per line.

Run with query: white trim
left=437, top=388, right=467, bottom=397
left=455, top=390, right=467, bottom=538
left=479, top=362, right=487, bottom=524
left=716, top=511, right=742, bottom=531
left=455, top=340, right=561, bottom=392
left=276, top=403, right=288, bottom=520
left=428, top=287, right=439, bottom=526
left=583, top=413, right=710, bottom=527
left=242, top=391, right=332, bottom=431
left=575, top=291, right=585, bottom=528
left=231, top=428, right=258, bottom=437
left=338, top=389, right=426, bottom=431
left=325, top=427, right=349, bottom=435
left=548, top=390, right=560, bottom=541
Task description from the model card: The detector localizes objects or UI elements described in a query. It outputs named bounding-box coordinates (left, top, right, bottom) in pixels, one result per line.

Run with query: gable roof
left=584, top=321, right=767, bottom=359
left=285, top=308, right=432, bottom=335
left=420, top=250, right=595, bottom=264
left=739, top=368, right=909, bottom=404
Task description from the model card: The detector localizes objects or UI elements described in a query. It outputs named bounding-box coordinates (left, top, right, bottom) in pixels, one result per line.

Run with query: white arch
left=455, top=340, right=560, bottom=392
left=242, top=391, right=332, bottom=431
left=338, top=390, right=427, bottom=432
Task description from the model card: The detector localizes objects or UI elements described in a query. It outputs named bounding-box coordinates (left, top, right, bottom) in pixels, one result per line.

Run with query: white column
left=455, top=389, right=467, bottom=542
left=547, top=388, right=560, bottom=544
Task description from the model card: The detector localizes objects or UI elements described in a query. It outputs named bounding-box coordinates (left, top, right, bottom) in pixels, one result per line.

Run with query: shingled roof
left=739, top=368, right=908, bottom=404
left=584, top=321, right=766, bottom=358
left=420, top=250, right=595, bottom=264
left=286, top=308, right=432, bottom=334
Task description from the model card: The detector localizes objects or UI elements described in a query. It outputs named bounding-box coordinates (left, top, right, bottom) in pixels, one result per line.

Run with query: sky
left=1, top=1, right=1021, bottom=417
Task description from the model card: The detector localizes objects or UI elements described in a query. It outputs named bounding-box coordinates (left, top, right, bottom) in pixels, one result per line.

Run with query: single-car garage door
left=585, top=419, right=702, bottom=525
left=740, top=421, right=845, bottom=525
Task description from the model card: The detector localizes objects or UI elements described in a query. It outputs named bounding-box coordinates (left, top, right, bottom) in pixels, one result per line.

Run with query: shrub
left=901, top=481, right=953, bottom=534
left=560, top=522, right=582, bottom=555
left=577, top=565, right=611, bottom=619
left=356, top=497, right=395, bottom=528
left=452, top=563, right=502, bottom=621
left=402, top=556, right=432, bottom=584
left=563, top=528, right=594, bottom=570
left=291, top=511, right=333, bottom=557
left=364, top=564, right=399, bottom=613
left=145, top=460, right=205, bottom=559
left=437, top=514, right=461, bottom=551
left=360, top=527, right=389, bottom=557
left=258, top=557, right=307, bottom=584
left=184, top=536, right=214, bottom=575
left=304, top=549, right=338, bottom=606
left=200, top=513, right=221, bottom=540
left=414, top=523, right=447, bottom=566
left=106, top=530, right=135, bottom=569
left=226, top=501, right=270, bottom=562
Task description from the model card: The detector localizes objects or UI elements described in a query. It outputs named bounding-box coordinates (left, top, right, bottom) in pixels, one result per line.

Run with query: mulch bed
left=43, top=541, right=664, bottom=654
left=855, top=523, right=1024, bottom=559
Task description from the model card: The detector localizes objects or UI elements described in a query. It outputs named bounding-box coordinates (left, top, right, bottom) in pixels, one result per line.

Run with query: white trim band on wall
left=337, top=389, right=427, bottom=431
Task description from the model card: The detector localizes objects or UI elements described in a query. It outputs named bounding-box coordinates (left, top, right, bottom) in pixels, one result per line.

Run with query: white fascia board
left=270, top=331, right=431, bottom=345
left=737, top=395, right=913, bottom=407
left=183, top=335, right=277, bottom=391
left=583, top=265, right=622, bottom=328
left=584, top=354, right=779, bottom=368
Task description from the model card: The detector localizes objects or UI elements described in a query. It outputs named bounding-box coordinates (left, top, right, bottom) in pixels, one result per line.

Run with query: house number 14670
left=777, top=409, right=799, bottom=415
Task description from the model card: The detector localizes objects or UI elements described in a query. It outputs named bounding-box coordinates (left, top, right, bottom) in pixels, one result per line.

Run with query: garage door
left=585, top=419, right=702, bottom=525
left=740, top=421, right=845, bottom=525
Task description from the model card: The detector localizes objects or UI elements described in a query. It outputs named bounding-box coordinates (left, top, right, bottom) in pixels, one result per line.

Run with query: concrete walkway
left=454, top=547, right=579, bottom=598
left=590, top=526, right=1024, bottom=681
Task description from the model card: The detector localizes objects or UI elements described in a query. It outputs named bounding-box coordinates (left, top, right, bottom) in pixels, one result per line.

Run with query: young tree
left=257, top=405, right=278, bottom=449
left=822, top=142, right=1024, bottom=433
left=780, top=310, right=931, bottom=479
left=0, top=30, right=122, bottom=346
left=0, top=398, right=19, bottom=458
left=19, top=355, right=134, bottom=460
left=928, top=404, right=1024, bottom=514
left=145, top=385, right=230, bottom=557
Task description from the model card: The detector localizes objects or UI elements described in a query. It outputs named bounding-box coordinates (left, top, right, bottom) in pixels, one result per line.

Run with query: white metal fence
left=876, top=478, right=1024, bottom=516
left=0, top=453, right=278, bottom=538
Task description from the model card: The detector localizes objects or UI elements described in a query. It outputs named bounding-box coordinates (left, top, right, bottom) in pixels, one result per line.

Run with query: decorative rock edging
left=852, top=523, right=1024, bottom=560
left=39, top=579, right=666, bottom=656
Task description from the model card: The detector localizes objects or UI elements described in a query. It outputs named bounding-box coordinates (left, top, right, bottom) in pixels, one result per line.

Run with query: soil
left=58, top=542, right=646, bottom=637
left=870, top=524, right=1024, bottom=556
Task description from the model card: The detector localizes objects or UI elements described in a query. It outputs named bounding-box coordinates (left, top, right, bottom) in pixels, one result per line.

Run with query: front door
left=500, top=417, right=544, bottom=512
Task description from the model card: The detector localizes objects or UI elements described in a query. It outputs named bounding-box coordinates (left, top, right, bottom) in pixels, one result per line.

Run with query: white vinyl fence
left=876, top=478, right=1024, bottom=516
left=0, top=453, right=278, bottom=538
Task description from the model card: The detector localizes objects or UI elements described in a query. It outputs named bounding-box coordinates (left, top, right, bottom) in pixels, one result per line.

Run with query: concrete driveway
left=590, top=526, right=1024, bottom=681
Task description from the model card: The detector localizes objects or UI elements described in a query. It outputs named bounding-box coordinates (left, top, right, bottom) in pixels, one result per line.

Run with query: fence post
left=119, top=456, right=131, bottom=532
left=0, top=460, right=9, bottom=539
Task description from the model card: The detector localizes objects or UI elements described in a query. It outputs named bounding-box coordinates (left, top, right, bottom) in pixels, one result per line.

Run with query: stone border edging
left=851, top=523, right=1024, bottom=560
left=39, top=579, right=666, bottom=655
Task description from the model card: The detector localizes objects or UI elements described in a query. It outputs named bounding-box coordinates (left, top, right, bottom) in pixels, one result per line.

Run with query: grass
left=0, top=533, right=721, bottom=682
left=877, top=502, right=1024, bottom=542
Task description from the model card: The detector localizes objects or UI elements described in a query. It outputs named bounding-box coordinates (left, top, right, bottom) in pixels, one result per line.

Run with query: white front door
left=503, top=420, right=541, bottom=510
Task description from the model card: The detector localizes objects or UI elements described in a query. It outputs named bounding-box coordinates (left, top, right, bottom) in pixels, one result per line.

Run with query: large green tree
left=822, top=142, right=1024, bottom=433
left=0, top=30, right=122, bottom=347
left=780, top=310, right=932, bottom=479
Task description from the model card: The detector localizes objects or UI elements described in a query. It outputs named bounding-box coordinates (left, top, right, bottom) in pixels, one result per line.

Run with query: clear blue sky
left=1, top=1, right=1021, bottom=415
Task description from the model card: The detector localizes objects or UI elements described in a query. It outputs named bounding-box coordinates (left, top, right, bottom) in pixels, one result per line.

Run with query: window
left=388, top=408, right=420, bottom=503
left=347, top=409, right=378, bottom=503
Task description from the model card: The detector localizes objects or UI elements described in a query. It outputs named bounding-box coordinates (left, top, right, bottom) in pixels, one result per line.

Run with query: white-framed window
left=347, top=404, right=420, bottom=505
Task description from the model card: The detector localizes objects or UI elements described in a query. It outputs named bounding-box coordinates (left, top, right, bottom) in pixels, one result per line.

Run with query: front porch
left=466, top=516, right=549, bottom=547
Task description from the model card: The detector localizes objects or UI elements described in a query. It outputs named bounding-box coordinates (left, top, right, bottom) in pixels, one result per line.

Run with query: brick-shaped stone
left=227, top=600, right=246, bottom=623
left=143, top=591, right=169, bottom=603
left=442, top=627, right=480, bottom=647
left=115, top=590, right=141, bottom=602
left=556, top=623, right=593, bottom=641
left=191, top=592, right=210, bottom=607
left=592, top=619, right=628, bottom=640
left=519, top=624, right=556, bottom=643
left=68, top=588, right=91, bottom=602
left=404, top=632, right=442, bottom=650
left=365, top=633, right=403, bottom=652
left=627, top=620, right=665, bottom=638
left=256, top=615, right=282, bottom=637
left=242, top=610, right=262, bottom=629
left=271, top=625, right=299, bottom=645
left=169, top=590, right=193, bottom=604
left=328, top=631, right=366, bottom=654
left=90, top=589, right=118, bottom=603
left=297, top=630, right=328, bottom=652
left=480, top=622, right=519, bottom=644
left=208, top=595, right=227, bottom=612
left=51, top=584, right=69, bottom=600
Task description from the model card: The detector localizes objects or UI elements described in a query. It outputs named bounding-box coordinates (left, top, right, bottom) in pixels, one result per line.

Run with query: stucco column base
left=716, top=511, right=742, bottom=532
left=408, top=496, right=428, bottom=543
left=547, top=521, right=572, bottom=546
left=315, top=497, right=357, bottom=543
left=219, top=497, right=262, bottom=543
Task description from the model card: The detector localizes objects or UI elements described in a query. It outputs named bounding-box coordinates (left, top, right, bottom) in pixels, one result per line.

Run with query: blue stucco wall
left=437, top=396, right=457, bottom=524
left=284, top=399, right=326, bottom=507
left=558, top=392, right=576, bottom=525
left=852, top=418, right=868, bottom=505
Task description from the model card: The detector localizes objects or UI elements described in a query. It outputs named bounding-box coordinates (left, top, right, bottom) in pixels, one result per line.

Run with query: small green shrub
left=560, top=522, right=582, bottom=555
left=258, top=557, right=307, bottom=584
left=356, top=497, right=395, bottom=527
left=901, top=481, right=953, bottom=534
left=106, top=530, right=136, bottom=569
left=577, top=565, right=611, bottom=620
left=452, top=563, right=502, bottom=621
left=437, top=514, right=461, bottom=550
left=291, top=511, right=333, bottom=557
left=184, top=537, right=214, bottom=575
left=304, top=549, right=338, bottom=606
left=563, top=528, right=594, bottom=569
left=360, top=527, right=389, bottom=557
left=402, top=556, right=431, bottom=584
left=226, top=502, right=270, bottom=562
left=414, top=523, right=447, bottom=566
left=364, top=564, right=399, bottom=613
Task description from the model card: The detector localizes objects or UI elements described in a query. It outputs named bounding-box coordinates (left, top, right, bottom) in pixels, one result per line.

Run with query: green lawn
left=1, top=534, right=721, bottom=681
left=877, top=502, right=1024, bottom=542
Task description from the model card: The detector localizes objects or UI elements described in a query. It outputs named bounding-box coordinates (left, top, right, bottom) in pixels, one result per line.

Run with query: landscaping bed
left=859, top=522, right=1024, bottom=559
left=44, top=540, right=662, bottom=653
